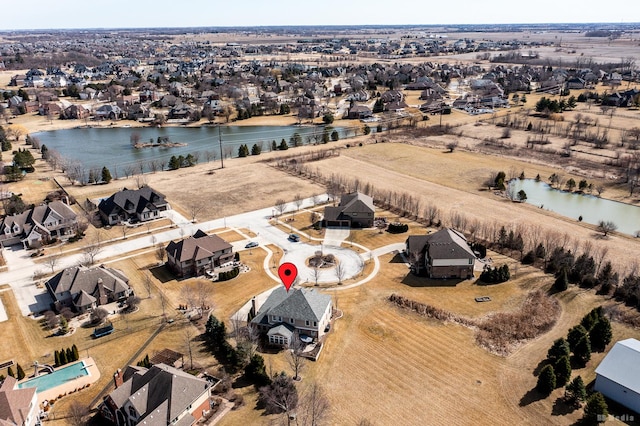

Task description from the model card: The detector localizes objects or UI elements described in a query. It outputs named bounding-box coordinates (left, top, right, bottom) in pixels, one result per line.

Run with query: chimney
left=113, top=368, right=123, bottom=388
left=250, top=297, right=257, bottom=317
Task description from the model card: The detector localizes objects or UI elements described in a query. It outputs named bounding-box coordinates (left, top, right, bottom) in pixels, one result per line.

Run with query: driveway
left=0, top=194, right=376, bottom=316
left=323, top=227, right=350, bottom=247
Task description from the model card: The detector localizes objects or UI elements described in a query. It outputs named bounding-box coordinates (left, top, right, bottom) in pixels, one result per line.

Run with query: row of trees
left=536, top=307, right=611, bottom=421
left=6, top=364, right=26, bottom=380
left=168, top=154, right=197, bottom=170
left=55, top=345, right=80, bottom=367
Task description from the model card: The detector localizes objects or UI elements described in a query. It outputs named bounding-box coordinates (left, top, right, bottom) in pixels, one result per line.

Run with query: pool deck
left=19, top=357, right=101, bottom=406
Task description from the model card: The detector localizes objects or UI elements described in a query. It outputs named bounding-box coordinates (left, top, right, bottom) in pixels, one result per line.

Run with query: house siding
left=594, top=375, right=640, bottom=414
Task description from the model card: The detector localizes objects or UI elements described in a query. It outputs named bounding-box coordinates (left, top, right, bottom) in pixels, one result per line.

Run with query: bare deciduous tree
left=274, top=199, right=287, bottom=217
left=67, top=400, right=89, bottom=426
left=156, top=245, right=166, bottom=264
left=297, top=382, right=331, bottom=426
left=334, top=261, right=346, bottom=284
left=597, top=220, right=617, bottom=237
left=81, top=233, right=103, bottom=266
left=44, top=253, right=60, bottom=273
left=183, top=326, right=195, bottom=370
left=287, top=335, right=306, bottom=381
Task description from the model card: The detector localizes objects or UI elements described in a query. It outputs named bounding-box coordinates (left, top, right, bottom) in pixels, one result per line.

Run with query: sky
left=2, top=0, right=637, bottom=30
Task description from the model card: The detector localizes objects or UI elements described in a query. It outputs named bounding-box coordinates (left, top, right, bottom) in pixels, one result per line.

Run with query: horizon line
left=2, top=22, right=640, bottom=32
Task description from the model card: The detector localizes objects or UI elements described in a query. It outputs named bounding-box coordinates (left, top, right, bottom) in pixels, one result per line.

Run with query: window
left=305, top=320, right=310, bottom=326
left=313, top=321, right=317, bottom=327
left=289, top=318, right=294, bottom=324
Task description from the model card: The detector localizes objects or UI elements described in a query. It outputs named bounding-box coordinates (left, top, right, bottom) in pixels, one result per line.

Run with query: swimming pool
left=17, top=361, right=89, bottom=393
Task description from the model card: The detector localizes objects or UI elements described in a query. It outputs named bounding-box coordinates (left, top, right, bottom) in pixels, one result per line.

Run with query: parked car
left=288, top=234, right=300, bottom=242
left=245, top=241, right=259, bottom=248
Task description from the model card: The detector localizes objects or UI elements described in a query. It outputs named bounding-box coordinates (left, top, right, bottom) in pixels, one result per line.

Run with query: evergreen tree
left=583, top=391, right=608, bottom=423
left=101, top=166, right=112, bottom=183
left=554, top=356, right=571, bottom=387
left=565, top=376, right=587, bottom=406
left=331, top=130, right=339, bottom=141
left=589, top=317, right=612, bottom=352
left=54, top=350, right=60, bottom=366
left=16, top=364, right=25, bottom=380
left=245, top=354, right=271, bottom=386
left=278, top=139, right=288, bottom=150
left=168, top=155, right=181, bottom=170
left=7, top=366, right=14, bottom=378
left=271, top=140, right=277, bottom=151
left=547, top=338, right=570, bottom=362
left=536, top=364, right=556, bottom=396
left=185, top=153, right=196, bottom=166
left=72, top=344, right=79, bottom=361
left=553, top=269, right=568, bottom=292
left=59, top=349, right=68, bottom=365
left=40, top=144, right=49, bottom=159
left=238, top=144, right=248, bottom=157
left=573, top=336, right=592, bottom=366
left=567, top=324, right=588, bottom=352
left=251, top=144, right=261, bottom=155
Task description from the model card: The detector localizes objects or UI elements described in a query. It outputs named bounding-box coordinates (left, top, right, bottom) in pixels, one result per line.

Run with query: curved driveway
left=0, top=195, right=406, bottom=316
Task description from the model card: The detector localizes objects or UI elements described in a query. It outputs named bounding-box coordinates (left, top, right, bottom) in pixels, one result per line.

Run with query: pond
left=33, top=125, right=353, bottom=174
left=508, top=179, right=640, bottom=236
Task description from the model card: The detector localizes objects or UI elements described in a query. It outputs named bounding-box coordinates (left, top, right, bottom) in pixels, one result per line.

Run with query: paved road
left=0, top=195, right=407, bottom=317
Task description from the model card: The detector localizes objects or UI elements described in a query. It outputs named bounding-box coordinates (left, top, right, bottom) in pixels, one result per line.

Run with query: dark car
left=288, top=234, right=300, bottom=242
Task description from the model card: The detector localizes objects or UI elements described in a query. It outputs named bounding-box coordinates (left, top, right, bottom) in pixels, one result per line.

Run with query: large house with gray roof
left=0, top=376, right=39, bottom=426
left=45, top=265, right=132, bottom=313
left=251, top=287, right=332, bottom=347
left=323, top=192, right=375, bottom=228
left=98, top=186, right=169, bottom=226
left=166, top=230, right=234, bottom=277
left=0, top=201, right=77, bottom=249
left=406, top=228, right=476, bottom=279
left=100, top=363, right=213, bottom=426
left=594, top=338, right=640, bottom=414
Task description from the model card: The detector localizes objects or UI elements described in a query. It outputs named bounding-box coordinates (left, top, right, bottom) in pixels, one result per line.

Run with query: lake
left=509, top=179, right=640, bottom=236
left=33, top=125, right=352, bottom=173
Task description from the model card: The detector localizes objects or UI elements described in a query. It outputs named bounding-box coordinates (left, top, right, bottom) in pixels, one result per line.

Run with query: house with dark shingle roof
left=0, top=376, right=38, bottom=426
left=98, top=186, right=169, bottom=225
left=0, top=200, right=78, bottom=249
left=100, top=364, right=213, bottom=426
left=165, top=230, right=233, bottom=277
left=406, top=228, right=476, bottom=279
left=45, top=265, right=132, bottom=313
left=251, top=287, right=332, bottom=347
left=323, top=192, right=375, bottom=228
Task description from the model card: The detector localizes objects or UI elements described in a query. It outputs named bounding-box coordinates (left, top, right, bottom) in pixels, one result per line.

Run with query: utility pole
left=218, top=125, right=224, bottom=169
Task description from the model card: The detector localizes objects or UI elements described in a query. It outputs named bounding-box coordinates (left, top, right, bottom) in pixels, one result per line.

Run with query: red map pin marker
left=278, top=262, right=298, bottom=292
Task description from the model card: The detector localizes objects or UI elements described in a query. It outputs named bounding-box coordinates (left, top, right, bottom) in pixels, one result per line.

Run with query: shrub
left=553, top=269, right=568, bottom=292
left=522, top=250, right=535, bottom=265
left=218, top=267, right=240, bottom=282
left=387, top=222, right=408, bottom=234
left=479, top=264, right=510, bottom=284
left=537, top=365, right=556, bottom=396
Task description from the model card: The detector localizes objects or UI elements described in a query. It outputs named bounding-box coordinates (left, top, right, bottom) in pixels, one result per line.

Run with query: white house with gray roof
left=251, top=288, right=332, bottom=347
left=594, top=338, right=640, bottom=414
